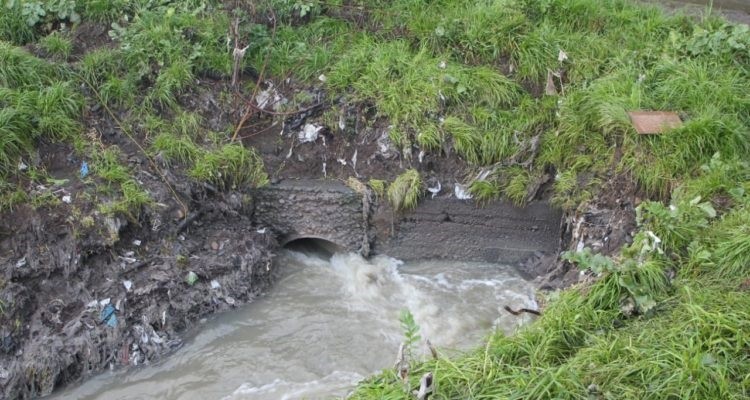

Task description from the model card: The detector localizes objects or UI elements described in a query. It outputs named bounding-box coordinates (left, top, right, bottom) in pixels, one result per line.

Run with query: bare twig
left=503, top=305, right=541, bottom=316
left=231, top=8, right=278, bottom=142
left=394, top=342, right=410, bottom=384
left=426, top=339, right=439, bottom=360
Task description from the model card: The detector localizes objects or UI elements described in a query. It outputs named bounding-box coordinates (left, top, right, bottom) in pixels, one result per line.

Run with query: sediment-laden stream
left=49, top=250, right=536, bottom=400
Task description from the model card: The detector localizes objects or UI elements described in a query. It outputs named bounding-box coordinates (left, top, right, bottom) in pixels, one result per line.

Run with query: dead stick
left=504, top=305, right=541, bottom=316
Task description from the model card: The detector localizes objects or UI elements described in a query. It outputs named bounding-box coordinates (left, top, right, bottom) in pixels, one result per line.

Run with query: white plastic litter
left=454, top=183, right=473, bottom=200
left=211, top=280, right=221, bottom=289
left=16, top=257, right=26, bottom=268
left=99, top=298, right=111, bottom=307
left=318, top=74, right=327, bottom=82
left=62, top=195, right=72, bottom=204
left=427, top=181, right=442, bottom=199
left=298, top=124, right=323, bottom=143
left=255, top=83, right=286, bottom=111
left=123, top=280, right=133, bottom=292
left=132, top=240, right=142, bottom=246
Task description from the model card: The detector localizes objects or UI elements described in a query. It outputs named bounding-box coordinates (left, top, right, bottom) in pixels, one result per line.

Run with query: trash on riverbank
left=186, top=271, right=199, bottom=285
left=628, top=111, right=682, bottom=134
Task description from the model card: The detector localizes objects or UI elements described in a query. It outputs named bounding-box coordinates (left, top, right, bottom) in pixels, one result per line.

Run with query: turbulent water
left=50, top=250, right=537, bottom=400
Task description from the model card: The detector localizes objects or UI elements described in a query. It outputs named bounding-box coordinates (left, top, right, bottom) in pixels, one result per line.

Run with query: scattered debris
left=256, top=227, right=267, bottom=234
left=628, top=111, right=682, bottom=134
left=545, top=70, right=558, bottom=96
left=413, top=372, right=433, bottom=400
left=255, top=83, right=286, bottom=111
left=210, top=280, right=221, bottom=289
left=186, top=271, right=199, bottom=286
left=132, top=239, right=142, bottom=247
left=503, top=305, right=541, bottom=316
left=454, top=183, right=473, bottom=200
left=99, top=304, right=117, bottom=328
left=62, top=195, right=72, bottom=204
left=80, top=161, right=89, bottom=178
left=298, top=124, right=323, bottom=143
left=15, top=257, right=26, bottom=268
left=426, top=339, right=439, bottom=360
left=17, top=161, right=28, bottom=172
left=558, top=49, right=568, bottom=62
left=394, top=343, right=410, bottom=384
left=318, top=74, right=327, bottom=82
left=119, top=254, right=137, bottom=264
left=427, top=181, right=442, bottom=199
left=123, top=280, right=133, bottom=292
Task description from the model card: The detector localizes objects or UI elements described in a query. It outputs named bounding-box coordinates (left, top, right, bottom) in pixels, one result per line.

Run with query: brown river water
left=49, top=251, right=537, bottom=399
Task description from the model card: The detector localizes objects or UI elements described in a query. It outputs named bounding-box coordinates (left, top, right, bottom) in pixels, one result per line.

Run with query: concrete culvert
left=281, top=237, right=344, bottom=258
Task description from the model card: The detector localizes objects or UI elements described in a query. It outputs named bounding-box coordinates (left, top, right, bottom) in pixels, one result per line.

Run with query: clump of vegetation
left=0, top=42, right=81, bottom=176
left=387, top=169, right=423, bottom=211
left=189, top=144, right=269, bottom=191
left=94, top=148, right=151, bottom=220
left=39, top=31, right=72, bottom=60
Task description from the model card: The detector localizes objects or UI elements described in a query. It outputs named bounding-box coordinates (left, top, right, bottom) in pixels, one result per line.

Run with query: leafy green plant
left=637, top=194, right=717, bottom=253
left=6, top=0, right=80, bottom=27
left=672, top=22, right=750, bottom=63
left=399, top=309, right=422, bottom=357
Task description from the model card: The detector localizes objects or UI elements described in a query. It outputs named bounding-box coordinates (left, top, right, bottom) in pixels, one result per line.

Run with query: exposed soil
left=0, top=189, right=276, bottom=399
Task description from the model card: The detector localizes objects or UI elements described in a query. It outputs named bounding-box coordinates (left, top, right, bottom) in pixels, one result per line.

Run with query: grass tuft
left=189, top=144, right=269, bottom=190
left=387, top=169, right=423, bottom=211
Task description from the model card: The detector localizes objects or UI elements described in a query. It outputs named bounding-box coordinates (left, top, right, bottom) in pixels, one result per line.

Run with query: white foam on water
left=224, top=370, right=364, bottom=400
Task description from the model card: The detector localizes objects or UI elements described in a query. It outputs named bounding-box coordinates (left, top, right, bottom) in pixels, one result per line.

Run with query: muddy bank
left=0, top=193, right=276, bottom=399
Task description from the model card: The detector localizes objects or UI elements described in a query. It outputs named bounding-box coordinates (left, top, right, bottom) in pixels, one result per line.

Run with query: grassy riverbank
left=1, top=0, right=749, bottom=398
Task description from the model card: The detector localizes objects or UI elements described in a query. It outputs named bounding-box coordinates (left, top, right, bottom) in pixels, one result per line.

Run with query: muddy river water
left=50, top=250, right=537, bottom=399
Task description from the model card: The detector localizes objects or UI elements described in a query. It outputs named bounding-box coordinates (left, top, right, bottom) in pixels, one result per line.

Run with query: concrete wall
left=253, top=180, right=562, bottom=265
left=375, top=198, right=563, bottom=265
left=252, top=180, right=372, bottom=255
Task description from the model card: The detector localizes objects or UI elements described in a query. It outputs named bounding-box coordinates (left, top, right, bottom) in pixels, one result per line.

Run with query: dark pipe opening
left=282, top=237, right=343, bottom=259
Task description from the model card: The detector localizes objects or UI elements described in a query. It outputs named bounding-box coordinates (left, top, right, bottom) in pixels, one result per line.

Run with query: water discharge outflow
left=50, top=251, right=537, bottom=400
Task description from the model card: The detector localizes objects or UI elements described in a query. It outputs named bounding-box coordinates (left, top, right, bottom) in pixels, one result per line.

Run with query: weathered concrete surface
left=253, top=180, right=562, bottom=267
left=252, top=180, right=373, bottom=256
left=376, top=198, right=563, bottom=265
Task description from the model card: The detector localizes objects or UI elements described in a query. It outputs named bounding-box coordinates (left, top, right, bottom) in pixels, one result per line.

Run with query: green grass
left=39, top=32, right=73, bottom=60
left=94, top=148, right=152, bottom=220
left=189, top=143, right=269, bottom=190
left=150, top=132, right=201, bottom=165
left=0, top=43, right=81, bottom=176
left=387, top=169, right=423, bottom=211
